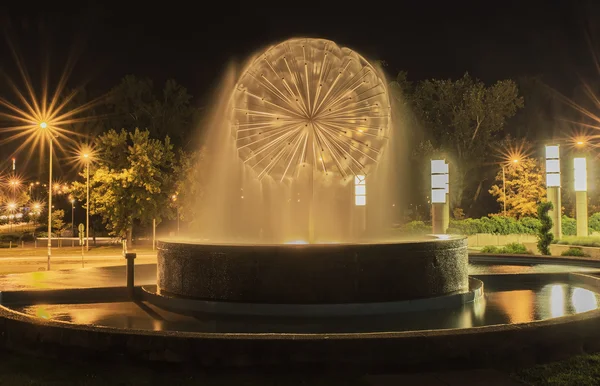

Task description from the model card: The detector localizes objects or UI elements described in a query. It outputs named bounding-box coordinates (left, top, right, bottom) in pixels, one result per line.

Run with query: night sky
left=0, top=1, right=597, bottom=101
left=0, top=0, right=599, bottom=176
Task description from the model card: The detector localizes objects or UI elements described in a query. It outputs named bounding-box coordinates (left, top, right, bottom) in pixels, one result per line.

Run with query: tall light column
left=545, top=145, right=562, bottom=240
left=443, top=161, right=450, bottom=232
left=431, top=159, right=449, bottom=234
left=354, top=174, right=367, bottom=237
left=574, top=157, right=588, bottom=237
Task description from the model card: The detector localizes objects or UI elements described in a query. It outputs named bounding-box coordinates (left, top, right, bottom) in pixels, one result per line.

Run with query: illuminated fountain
left=151, top=38, right=471, bottom=314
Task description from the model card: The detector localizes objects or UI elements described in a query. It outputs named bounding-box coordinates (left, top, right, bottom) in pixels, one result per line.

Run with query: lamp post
left=82, top=153, right=90, bottom=251
left=545, top=145, right=562, bottom=240
left=39, top=121, right=54, bottom=270
left=70, top=197, right=75, bottom=247
left=574, top=157, right=588, bottom=237
left=431, top=159, right=449, bottom=234
left=171, top=194, right=180, bottom=235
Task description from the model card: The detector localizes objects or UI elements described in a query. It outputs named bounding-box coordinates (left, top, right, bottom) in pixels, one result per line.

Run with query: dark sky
left=0, top=1, right=597, bottom=102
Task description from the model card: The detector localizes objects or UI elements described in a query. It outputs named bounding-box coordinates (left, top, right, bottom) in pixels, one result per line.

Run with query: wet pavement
left=0, top=264, right=156, bottom=291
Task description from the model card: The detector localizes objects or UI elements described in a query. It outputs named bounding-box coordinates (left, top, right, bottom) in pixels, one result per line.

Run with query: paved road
left=0, top=253, right=157, bottom=274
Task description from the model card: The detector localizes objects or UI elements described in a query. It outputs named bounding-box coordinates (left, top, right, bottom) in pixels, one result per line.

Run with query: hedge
left=400, top=213, right=600, bottom=236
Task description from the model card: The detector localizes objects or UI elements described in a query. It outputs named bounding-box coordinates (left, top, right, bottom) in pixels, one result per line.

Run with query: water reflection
left=572, top=287, right=598, bottom=313
left=14, top=283, right=600, bottom=334
left=550, top=285, right=565, bottom=318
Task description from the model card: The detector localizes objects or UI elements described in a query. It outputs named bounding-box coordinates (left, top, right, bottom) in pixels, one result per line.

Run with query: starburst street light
left=0, top=40, right=106, bottom=268
left=496, top=139, right=530, bottom=217
left=71, top=144, right=97, bottom=252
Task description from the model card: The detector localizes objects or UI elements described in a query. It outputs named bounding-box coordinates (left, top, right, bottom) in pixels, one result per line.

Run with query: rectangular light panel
left=431, top=189, right=446, bottom=204
left=574, top=157, right=587, bottom=192
left=431, top=174, right=448, bottom=189
left=546, top=159, right=560, bottom=174
left=431, top=160, right=448, bottom=174
left=545, top=145, right=559, bottom=159
left=546, top=173, right=560, bottom=188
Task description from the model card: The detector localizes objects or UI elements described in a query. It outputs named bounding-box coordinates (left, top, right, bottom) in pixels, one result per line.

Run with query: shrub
left=0, top=233, right=21, bottom=242
left=562, top=215, right=576, bottom=236
left=537, top=201, right=554, bottom=255
left=560, top=247, right=589, bottom=257
left=401, top=221, right=430, bottom=235
left=481, top=245, right=500, bottom=253
left=502, top=242, right=531, bottom=254
left=480, top=243, right=532, bottom=255
left=590, top=213, right=600, bottom=233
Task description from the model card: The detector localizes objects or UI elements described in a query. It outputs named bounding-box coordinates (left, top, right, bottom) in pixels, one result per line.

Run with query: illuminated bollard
left=431, top=160, right=449, bottom=234
left=574, top=157, right=588, bottom=237
left=545, top=145, right=562, bottom=240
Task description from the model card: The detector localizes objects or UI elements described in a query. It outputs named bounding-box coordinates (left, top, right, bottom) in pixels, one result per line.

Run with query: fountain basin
left=156, top=237, right=468, bottom=304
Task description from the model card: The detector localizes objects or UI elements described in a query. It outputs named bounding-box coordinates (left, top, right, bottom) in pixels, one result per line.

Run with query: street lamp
left=82, top=152, right=91, bottom=251
left=39, top=121, right=54, bottom=269
left=172, top=194, right=180, bottom=235
left=70, top=197, right=75, bottom=247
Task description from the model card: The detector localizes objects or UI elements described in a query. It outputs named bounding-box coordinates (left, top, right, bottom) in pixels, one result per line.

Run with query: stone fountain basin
left=156, top=237, right=468, bottom=304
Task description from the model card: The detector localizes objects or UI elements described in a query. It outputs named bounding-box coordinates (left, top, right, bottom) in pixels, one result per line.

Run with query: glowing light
left=545, top=145, right=561, bottom=188
left=285, top=240, right=309, bottom=244
left=0, top=43, right=104, bottom=167
left=354, top=174, right=366, bottom=206
left=431, top=159, right=448, bottom=204
left=574, top=157, right=587, bottom=192
left=232, top=38, right=390, bottom=181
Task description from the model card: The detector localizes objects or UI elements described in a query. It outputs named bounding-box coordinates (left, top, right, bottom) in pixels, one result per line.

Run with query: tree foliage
left=72, top=128, right=179, bottom=245
left=489, top=156, right=546, bottom=219
left=537, top=201, right=554, bottom=255
left=104, top=76, right=198, bottom=147
left=410, top=73, right=524, bottom=212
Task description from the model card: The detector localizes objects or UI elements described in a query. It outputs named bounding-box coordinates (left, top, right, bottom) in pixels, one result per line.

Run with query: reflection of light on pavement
left=489, top=290, right=535, bottom=324
left=572, top=287, right=598, bottom=314
left=35, top=306, right=50, bottom=319
left=550, top=285, right=565, bottom=318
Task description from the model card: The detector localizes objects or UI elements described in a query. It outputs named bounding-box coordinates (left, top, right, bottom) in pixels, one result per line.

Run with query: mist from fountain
left=189, top=38, right=407, bottom=244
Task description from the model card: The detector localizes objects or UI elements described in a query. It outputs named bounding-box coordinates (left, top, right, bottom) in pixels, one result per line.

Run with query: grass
left=0, top=349, right=367, bottom=385
left=555, top=236, right=600, bottom=248
left=515, top=353, right=600, bottom=385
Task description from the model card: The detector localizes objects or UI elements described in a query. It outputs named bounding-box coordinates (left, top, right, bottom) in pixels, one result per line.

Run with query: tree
left=39, top=209, right=66, bottom=237
left=72, top=128, right=179, bottom=247
left=410, top=73, right=524, bottom=214
left=172, top=149, right=204, bottom=223
left=104, top=76, right=198, bottom=147
left=537, top=201, right=554, bottom=255
left=489, top=156, right=546, bottom=219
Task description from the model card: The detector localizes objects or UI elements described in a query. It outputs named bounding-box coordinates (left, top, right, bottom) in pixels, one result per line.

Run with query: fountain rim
left=156, top=235, right=467, bottom=249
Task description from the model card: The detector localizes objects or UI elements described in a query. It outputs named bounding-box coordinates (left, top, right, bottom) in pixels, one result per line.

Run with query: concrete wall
left=467, top=233, right=537, bottom=247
